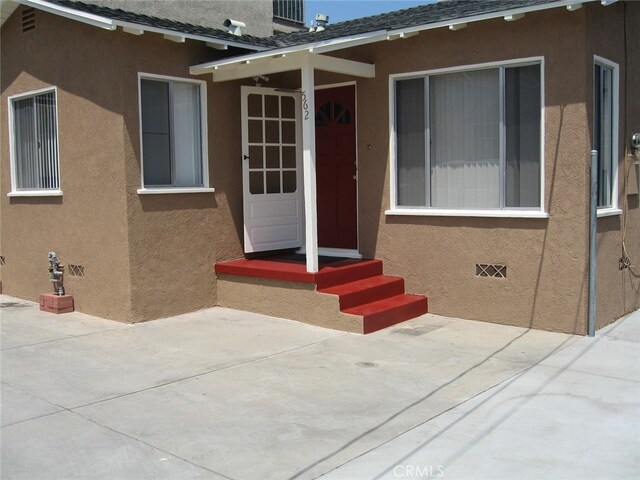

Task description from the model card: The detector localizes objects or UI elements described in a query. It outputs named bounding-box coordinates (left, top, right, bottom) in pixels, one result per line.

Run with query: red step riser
left=315, top=260, right=383, bottom=289
left=338, top=278, right=405, bottom=310
left=363, top=297, right=429, bottom=334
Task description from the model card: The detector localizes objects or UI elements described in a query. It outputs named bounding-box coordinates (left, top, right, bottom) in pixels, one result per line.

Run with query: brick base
left=39, top=293, right=74, bottom=314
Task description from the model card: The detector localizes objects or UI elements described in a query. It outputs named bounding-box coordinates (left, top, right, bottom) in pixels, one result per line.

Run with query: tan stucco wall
left=0, top=8, right=246, bottom=322
left=587, top=2, right=640, bottom=329
left=1, top=7, right=133, bottom=319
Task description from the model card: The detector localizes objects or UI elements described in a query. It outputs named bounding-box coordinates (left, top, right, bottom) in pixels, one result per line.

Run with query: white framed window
left=138, top=73, right=211, bottom=193
left=7, top=87, right=61, bottom=196
left=593, top=56, right=620, bottom=215
left=388, top=58, right=546, bottom=218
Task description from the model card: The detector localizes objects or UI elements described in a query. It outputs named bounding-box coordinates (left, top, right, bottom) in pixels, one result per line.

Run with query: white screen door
left=242, top=87, right=303, bottom=253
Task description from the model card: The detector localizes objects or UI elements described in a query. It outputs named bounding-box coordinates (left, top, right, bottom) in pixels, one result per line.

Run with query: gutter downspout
left=588, top=149, right=598, bottom=336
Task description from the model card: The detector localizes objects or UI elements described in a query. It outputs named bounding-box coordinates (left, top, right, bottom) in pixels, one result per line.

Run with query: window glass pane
left=266, top=146, right=280, bottom=168
left=282, top=121, right=295, bottom=144
left=35, top=92, right=59, bottom=189
left=282, top=146, right=296, bottom=168
left=265, top=120, right=279, bottom=143
left=172, top=83, right=203, bottom=186
left=430, top=69, right=500, bottom=208
left=250, top=171, right=264, bottom=194
left=281, top=96, right=295, bottom=119
left=248, top=94, right=262, bottom=117
left=141, top=80, right=171, bottom=185
left=505, top=65, right=541, bottom=208
left=248, top=120, right=263, bottom=143
left=266, top=171, right=281, bottom=193
left=597, top=65, right=613, bottom=207
left=283, top=171, right=296, bottom=193
left=396, top=78, right=426, bottom=207
left=249, top=145, right=263, bottom=169
left=14, top=97, right=37, bottom=189
left=265, top=95, right=279, bottom=118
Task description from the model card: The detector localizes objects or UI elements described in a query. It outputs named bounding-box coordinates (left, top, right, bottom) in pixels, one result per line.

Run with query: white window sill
left=137, top=187, right=216, bottom=195
left=8, top=190, right=63, bottom=197
left=385, top=208, right=549, bottom=219
left=597, top=208, right=623, bottom=218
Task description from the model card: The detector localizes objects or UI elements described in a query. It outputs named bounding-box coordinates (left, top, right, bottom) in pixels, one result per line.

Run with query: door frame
left=312, top=81, right=360, bottom=259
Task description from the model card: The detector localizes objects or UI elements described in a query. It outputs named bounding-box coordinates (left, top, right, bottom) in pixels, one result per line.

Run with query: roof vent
left=22, top=7, right=36, bottom=33
left=223, top=18, right=246, bottom=36
left=309, top=13, right=329, bottom=32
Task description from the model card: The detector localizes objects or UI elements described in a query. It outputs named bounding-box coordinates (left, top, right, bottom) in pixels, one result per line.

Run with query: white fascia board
left=20, top=0, right=116, bottom=29
left=114, top=20, right=265, bottom=51
left=384, top=0, right=597, bottom=37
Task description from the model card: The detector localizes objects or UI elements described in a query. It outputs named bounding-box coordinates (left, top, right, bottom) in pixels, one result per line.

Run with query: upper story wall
left=88, top=0, right=274, bottom=36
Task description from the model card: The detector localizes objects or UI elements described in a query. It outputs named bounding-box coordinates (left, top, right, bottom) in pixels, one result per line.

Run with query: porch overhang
left=189, top=51, right=375, bottom=82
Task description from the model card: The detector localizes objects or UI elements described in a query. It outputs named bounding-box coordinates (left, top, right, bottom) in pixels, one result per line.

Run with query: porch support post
left=301, top=57, right=319, bottom=273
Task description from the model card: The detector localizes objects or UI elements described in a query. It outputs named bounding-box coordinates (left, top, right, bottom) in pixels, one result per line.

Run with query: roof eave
left=190, top=0, right=603, bottom=75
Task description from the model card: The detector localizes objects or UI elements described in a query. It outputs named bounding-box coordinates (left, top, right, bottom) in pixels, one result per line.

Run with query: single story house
left=1, top=0, right=638, bottom=334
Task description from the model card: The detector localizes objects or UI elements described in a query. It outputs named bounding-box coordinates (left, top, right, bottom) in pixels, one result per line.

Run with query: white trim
left=388, top=57, right=546, bottom=215
left=390, top=56, right=544, bottom=80
left=314, top=81, right=361, bottom=255
left=315, top=81, right=357, bottom=91
left=593, top=55, right=620, bottom=211
left=7, top=189, right=63, bottom=197
left=301, top=58, right=319, bottom=273
left=137, top=72, right=209, bottom=190
left=20, top=0, right=116, bottom=30
left=385, top=209, right=549, bottom=219
left=318, top=248, right=362, bottom=259
left=7, top=85, right=61, bottom=194
left=137, top=187, right=215, bottom=195
left=596, top=208, right=622, bottom=218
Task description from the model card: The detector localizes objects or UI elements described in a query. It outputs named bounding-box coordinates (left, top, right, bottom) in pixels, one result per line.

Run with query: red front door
left=315, top=86, right=357, bottom=250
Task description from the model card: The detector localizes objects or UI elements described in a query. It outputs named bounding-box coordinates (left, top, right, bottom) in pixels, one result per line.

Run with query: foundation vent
left=476, top=263, right=507, bottom=278
left=22, top=8, right=35, bottom=33
left=68, top=264, right=85, bottom=277
left=0, top=256, right=5, bottom=266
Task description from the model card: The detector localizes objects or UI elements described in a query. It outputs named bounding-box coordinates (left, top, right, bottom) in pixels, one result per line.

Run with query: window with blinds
left=10, top=89, right=60, bottom=191
left=139, top=76, right=205, bottom=188
left=393, top=60, right=542, bottom=211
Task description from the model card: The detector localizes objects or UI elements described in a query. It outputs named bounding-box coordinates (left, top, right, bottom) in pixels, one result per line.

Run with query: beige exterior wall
left=586, top=1, right=640, bottom=328
left=0, top=7, right=246, bottom=322
left=1, top=7, right=133, bottom=320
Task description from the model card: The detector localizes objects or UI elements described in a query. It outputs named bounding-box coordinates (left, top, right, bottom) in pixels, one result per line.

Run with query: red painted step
left=314, top=259, right=383, bottom=289
left=319, top=275, right=405, bottom=310
left=343, top=294, right=429, bottom=334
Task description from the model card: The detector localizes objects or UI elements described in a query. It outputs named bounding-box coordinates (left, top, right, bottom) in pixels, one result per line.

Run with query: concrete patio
left=1, top=294, right=638, bottom=479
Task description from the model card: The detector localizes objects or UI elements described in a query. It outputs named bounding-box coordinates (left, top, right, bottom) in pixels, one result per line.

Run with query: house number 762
left=301, top=91, right=310, bottom=120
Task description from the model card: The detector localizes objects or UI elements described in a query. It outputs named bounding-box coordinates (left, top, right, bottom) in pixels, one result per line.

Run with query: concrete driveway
left=1, top=294, right=638, bottom=479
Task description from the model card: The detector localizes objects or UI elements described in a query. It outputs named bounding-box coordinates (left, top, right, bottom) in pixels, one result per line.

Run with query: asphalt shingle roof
left=269, top=0, right=563, bottom=48
left=47, top=0, right=568, bottom=52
